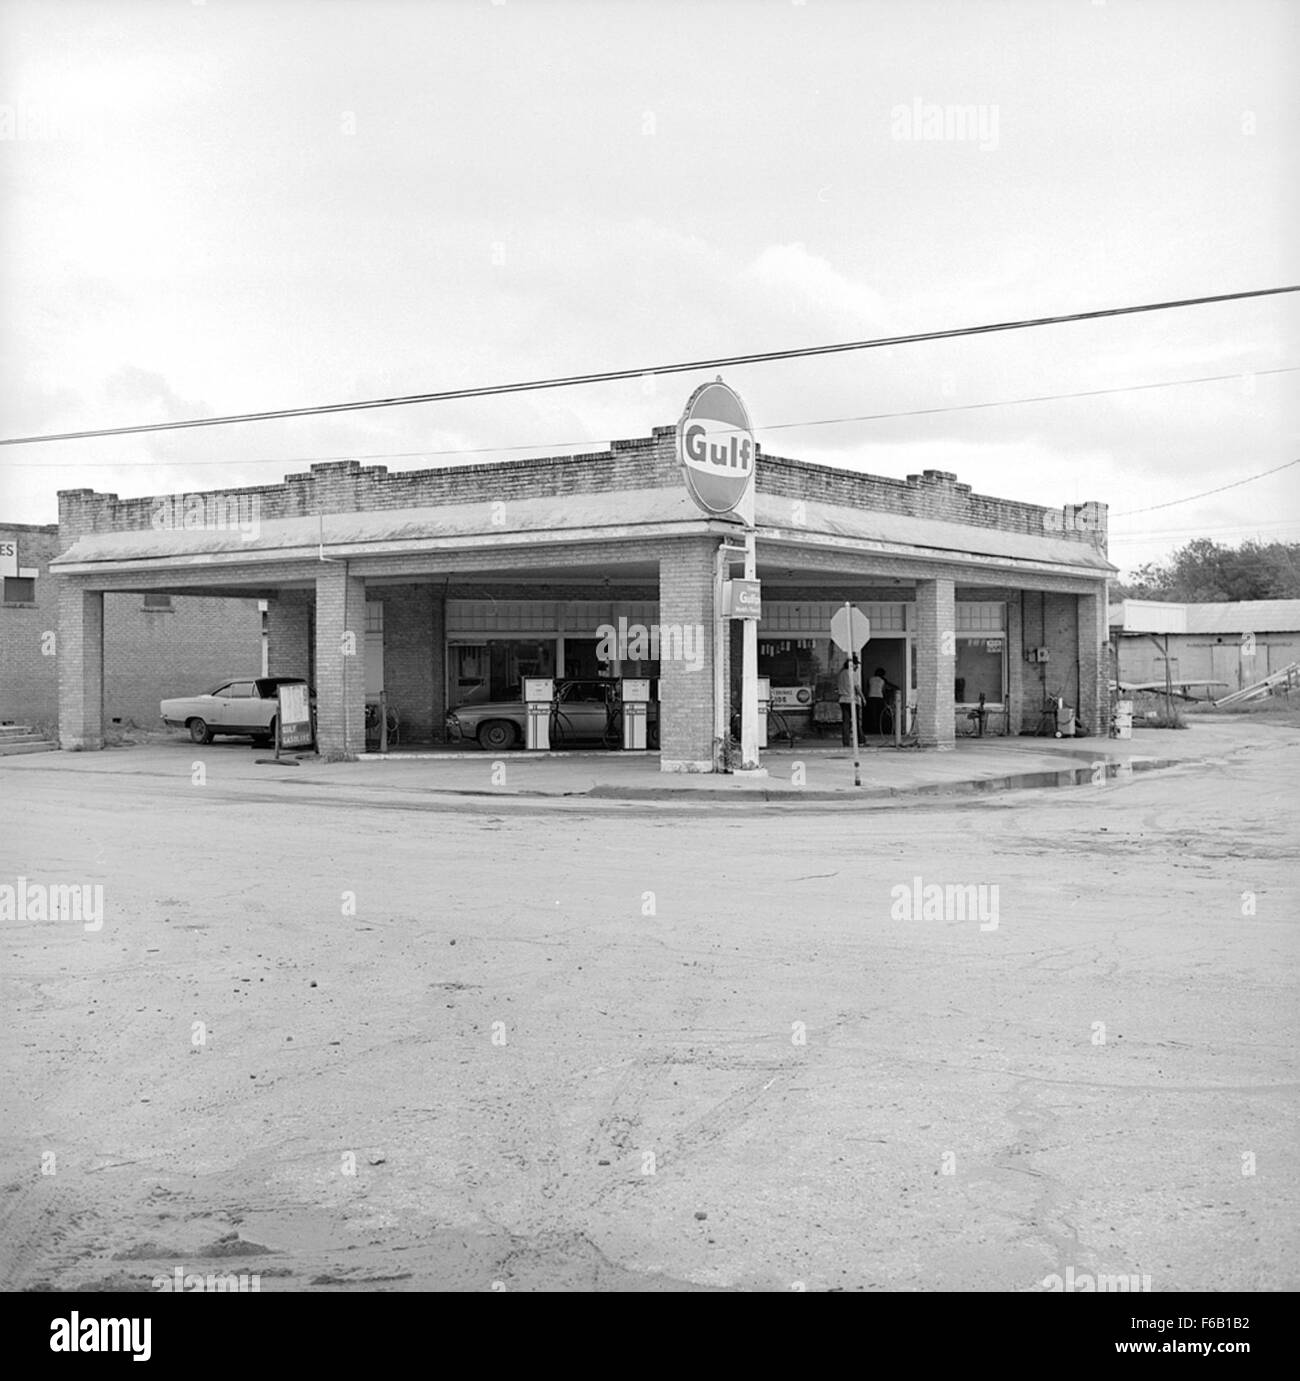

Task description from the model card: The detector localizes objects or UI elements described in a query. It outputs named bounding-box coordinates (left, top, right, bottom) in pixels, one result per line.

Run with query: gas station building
left=51, top=417, right=1113, bottom=769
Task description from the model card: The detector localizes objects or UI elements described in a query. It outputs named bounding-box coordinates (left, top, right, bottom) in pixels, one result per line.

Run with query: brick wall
left=313, top=567, right=367, bottom=758
left=57, top=428, right=1108, bottom=563
left=914, top=578, right=956, bottom=749
left=371, top=584, right=438, bottom=742
left=57, top=584, right=103, bottom=750
left=266, top=592, right=313, bottom=681
left=103, top=595, right=261, bottom=728
left=2, top=524, right=260, bottom=731
left=658, top=539, right=721, bottom=771
left=0, top=524, right=59, bottom=728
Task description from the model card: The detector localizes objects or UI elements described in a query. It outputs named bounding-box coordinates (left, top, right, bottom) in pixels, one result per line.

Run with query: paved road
left=2, top=724, right=1296, bottom=1291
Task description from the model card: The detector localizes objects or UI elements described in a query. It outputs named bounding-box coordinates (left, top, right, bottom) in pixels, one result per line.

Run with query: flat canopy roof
left=52, top=486, right=1114, bottom=578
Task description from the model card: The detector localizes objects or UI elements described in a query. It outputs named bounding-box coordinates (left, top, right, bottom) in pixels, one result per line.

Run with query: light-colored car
left=445, top=679, right=659, bottom=751
left=161, top=676, right=312, bottom=745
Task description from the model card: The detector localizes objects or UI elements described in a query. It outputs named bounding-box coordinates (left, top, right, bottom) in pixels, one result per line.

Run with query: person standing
left=838, top=658, right=863, bottom=746
left=866, top=666, right=888, bottom=735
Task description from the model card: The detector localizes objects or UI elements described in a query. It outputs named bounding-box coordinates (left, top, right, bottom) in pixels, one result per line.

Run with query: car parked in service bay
left=161, top=676, right=314, bottom=746
left=445, top=679, right=659, bottom=751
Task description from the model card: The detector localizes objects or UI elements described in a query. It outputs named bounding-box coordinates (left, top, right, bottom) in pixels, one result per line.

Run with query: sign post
left=676, top=377, right=760, bottom=774
left=830, top=603, right=871, bottom=787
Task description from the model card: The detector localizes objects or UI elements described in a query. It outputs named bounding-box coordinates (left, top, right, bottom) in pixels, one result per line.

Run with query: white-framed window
left=365, top=601, right=384, bottom=695
left=955, top=604, right=1006, bottom=704
left=956, top=602, right=1004, bottom=632
left=762, top=601, right=908, bottom=632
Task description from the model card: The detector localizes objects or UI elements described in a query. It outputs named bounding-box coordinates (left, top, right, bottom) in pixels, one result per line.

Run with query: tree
left=1113, top=540, right=1300, bottom=602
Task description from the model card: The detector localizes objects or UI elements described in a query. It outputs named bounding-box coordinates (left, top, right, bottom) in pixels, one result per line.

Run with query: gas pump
left=757, top=676, right=771, bottom=750
left=523, top=677, right=554, bottom=750
left=620, top=678, right=650, bottom=750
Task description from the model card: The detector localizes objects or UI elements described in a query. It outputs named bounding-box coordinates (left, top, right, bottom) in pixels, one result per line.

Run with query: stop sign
left=830, top=605, right=871, bottom=652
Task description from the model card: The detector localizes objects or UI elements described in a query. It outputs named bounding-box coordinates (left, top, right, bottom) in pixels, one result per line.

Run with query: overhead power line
left=1, top=285, right=1295, bottom=447
left=761, top=367, right=1300, bottom=437
left=11, top=365, right=1295, bottom=469
left=1110, top=458, right=1300, bottom=518
left=1108, top=519, right=1300, bottom=541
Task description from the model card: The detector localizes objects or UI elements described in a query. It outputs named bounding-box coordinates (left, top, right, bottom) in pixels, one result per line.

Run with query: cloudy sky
left=2, top=0, right=1296, bottom=576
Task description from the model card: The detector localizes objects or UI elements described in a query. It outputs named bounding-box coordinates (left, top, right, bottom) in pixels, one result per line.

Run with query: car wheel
left=188, top=718, right=212, bottom=745
left=477, top=719, right=517, bottom=752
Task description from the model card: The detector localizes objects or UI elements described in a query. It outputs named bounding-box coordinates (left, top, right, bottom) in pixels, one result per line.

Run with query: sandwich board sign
left=676, top=378, right=756, bottom=523
left=277, top=682, right=314, bottom=751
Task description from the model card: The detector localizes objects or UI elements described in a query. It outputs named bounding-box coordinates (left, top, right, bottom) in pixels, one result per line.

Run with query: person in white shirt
left=866, top=666, right=889, bottom=734
left=837, top=659, right=863, bottom=746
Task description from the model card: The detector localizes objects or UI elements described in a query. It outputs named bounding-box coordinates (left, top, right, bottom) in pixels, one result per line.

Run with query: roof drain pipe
left=317, top=512, right=344, bottom=564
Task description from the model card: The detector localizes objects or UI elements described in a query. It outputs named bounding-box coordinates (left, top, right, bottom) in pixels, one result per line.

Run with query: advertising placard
left=277, top=682, right=314, bottom=749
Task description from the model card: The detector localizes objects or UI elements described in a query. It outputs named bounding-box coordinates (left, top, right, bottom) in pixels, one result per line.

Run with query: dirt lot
left=2, top=723, right=1297, bottom=1292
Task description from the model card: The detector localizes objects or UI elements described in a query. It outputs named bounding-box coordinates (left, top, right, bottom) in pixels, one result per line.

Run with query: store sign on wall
left=0, top=539, right=38, bottom=581
left=676, top=378, right=757, bottom=521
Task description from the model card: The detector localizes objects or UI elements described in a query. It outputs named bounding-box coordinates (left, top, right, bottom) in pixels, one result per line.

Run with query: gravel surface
left=2, top=722, right=1296, bottom=1291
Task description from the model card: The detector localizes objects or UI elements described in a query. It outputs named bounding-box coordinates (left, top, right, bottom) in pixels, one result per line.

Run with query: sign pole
left=713, top=543, right=728, bottom=767
left=830, top=602, right=870, bottom=788
left=845, top=602, right=861, bottom=787
left=740, top=525, right=760, bottom=770
left=675, top=376, right=759, bottom=774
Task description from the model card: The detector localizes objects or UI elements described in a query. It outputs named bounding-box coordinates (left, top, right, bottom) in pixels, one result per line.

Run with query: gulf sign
left=676, top=379, right=756, bottom=519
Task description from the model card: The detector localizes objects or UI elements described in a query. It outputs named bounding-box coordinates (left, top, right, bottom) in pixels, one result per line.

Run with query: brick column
left=1006, top=594, right=1026, bottom=734
left=266, top=591, right=312, bottom=680
left=57, top=583, right=104, bottom=750
left=314, top=566, right=367, bottom=759
left=430, top=592, right=447, bottom=740
left=915, top=578, right=955, bottom=750
left=659, top=538, right=720, bottom=772
left=382, top=585, right=438, bottom=742
left=1077, top=586, right=1108, bottom=736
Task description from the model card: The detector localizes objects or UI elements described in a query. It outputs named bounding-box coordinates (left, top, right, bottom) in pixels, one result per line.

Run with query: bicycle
left=728, top=707, right=796, bottom=749
left=877, top=698, right=916, bottom=740
left=548, top=704, right=576, bottom=748
left=364, top=700, right=400, bottom=749
left=548, top=696, right=659, bottom=750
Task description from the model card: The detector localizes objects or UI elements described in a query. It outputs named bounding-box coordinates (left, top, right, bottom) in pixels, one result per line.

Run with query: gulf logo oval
left=676, top=380, right=756, bottom=517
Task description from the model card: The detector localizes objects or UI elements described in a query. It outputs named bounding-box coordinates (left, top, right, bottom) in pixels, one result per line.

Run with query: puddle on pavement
left=954, top=756, right=1181, bottom=795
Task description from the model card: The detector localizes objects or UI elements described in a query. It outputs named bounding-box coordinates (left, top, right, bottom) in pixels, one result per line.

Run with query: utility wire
left=7, top=366, right=1296, bottom=468
left=1111, top=458, right=1299, bottom=517
left=763, top=368, right=1299, bottom=436
left=1, top=285, right=1295, bottom=446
